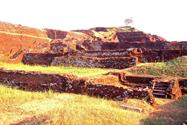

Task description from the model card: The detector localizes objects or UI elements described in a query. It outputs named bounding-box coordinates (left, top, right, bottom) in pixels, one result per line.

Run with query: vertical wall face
left=45, top=29, right=67, bottom=39
left=0, top=69, right=151, bottom=101
left=51, top=56, right=138, bottom=69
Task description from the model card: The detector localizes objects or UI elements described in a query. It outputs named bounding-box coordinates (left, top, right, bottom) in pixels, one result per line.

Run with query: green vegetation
left=0, top=85, right=148, bottom=125
left=0, top=62, right=110, bottom=77
left=0, top=84, right=186, bottom=125
left=0, top=56, right=187, bottom=124
left=143, top=95, right=187, bottom=125
left=127, top=56, right=187, bottom=78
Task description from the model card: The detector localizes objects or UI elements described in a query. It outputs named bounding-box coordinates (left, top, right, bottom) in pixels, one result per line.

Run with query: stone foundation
left=51, top=56, right=138, bottom=69
left=0, top=69, right=150, bottom=101
left=140, top=49, right=187, bottom=62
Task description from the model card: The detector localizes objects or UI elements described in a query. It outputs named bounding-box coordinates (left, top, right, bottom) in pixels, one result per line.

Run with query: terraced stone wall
left=140, top=49, right=187, bottom=62
left=51, top=56, right=138, bottom=69
left=0, top=69, right=150, bottom=101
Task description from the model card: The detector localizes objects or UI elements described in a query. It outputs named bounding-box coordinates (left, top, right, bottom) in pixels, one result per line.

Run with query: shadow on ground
left=142, top=95, right=187, bottom=125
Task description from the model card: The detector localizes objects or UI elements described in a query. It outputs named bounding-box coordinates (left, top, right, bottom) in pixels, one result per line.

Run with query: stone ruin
left=22, top=28, right=187, bottom=68
left=0, top=21, right=186, bottom=65
left=20, top=29, right=187, bottom=101
left=0, top=69, right=186, bottom=106
left=0, top=22, right=187, bottom=104
left=0, top=69, right=151, bottom=102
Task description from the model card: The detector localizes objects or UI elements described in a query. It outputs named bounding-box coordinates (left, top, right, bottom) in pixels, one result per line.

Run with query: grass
left=0, top=84, right=186, bottom=125
left=0, top=85, right=149, bottom=125
left=0, top=62, right=111, bottom=77
left=126, top=56, right=187, bottom=78
left=143, top=95, right=187, bottom=125
left=0, top=56, right=187, bottom=124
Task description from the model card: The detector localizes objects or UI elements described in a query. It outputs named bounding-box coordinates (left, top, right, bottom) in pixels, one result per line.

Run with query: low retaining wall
left=141, top=50, right=187, bottom=62
left=22, top=53, right=63, bottom=65
left=107, top=72, right=184, bottom=99
left=51, top=56, right=137, bottom=69
left=22, top=49, right=187, bottom=69
left=78, top=50, right=130, bottom=58
left=0, top=69, right=150, bottom=101
left=22, top=50, right=139, bottom=69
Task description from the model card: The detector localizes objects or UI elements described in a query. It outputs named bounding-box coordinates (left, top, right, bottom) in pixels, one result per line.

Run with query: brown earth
left=0, top=22, right=50, bottom=63
left=0, top=21, right=47, bottom=37
left=0, top=21, right=187, bottom=67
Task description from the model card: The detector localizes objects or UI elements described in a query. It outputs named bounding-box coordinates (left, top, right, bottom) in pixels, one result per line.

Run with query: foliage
left=124, top=18, right=134, bottom=26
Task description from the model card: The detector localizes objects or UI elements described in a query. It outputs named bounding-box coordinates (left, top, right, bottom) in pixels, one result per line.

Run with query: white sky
left=0, top=0, right=186, bottom=41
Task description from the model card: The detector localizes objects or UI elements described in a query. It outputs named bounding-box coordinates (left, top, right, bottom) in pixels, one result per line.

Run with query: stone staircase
left=152, top=82, right=170, bottom=98
left=151, top=77, right=182, bottom=99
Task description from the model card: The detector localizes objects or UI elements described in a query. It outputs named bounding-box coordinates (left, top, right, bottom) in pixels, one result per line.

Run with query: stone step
left=153, top=86, right=168, bottom=90
left=153, top=89, right=166, bottom=92
left=153, top=92, right=166, bottom=96
left=154, top=84, right=169, bottom=87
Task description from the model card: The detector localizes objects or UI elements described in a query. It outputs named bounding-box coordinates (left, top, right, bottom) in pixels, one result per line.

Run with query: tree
left=124, top=18, right=133, bottom=26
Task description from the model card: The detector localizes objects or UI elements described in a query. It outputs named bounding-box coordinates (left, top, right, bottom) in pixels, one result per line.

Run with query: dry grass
left=0, top=57, right=187, bottom=124
left=0, top=85, right=150, bottom=125
left=143, top=95, right=187, bottom=125
left=1, top=84, right=186, bottom=125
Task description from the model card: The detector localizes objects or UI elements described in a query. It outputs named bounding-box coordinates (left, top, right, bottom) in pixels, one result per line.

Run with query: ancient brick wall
left=0, top=69, right=150, bottom=101
left=78, top=50, right=129, bottom=57
left=45, top=29, right=67, bottom=39
left=51, top=56, right=138, bottom=69
left=108, top=72, right=183, bottom=99
left=116, top=31, right=166, bottom=43
left=117, top=31, right=148, bottom=42
left=22, top=53, right=63, bottom=65
left=140, top=50, right=187, bottom=62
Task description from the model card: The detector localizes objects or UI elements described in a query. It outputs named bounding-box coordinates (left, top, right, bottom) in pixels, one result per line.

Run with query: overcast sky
left=0, top=0, right=186, bottom=41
